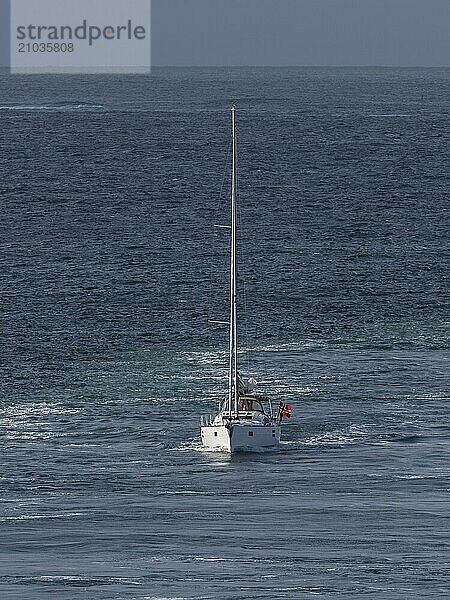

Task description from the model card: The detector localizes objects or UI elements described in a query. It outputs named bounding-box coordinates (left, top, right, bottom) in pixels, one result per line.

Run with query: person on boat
left=239, top=397, right=251, bottom=410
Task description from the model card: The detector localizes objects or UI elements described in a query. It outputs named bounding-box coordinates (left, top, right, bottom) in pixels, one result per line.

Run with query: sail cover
left=237, top=373, right=258, bottom=394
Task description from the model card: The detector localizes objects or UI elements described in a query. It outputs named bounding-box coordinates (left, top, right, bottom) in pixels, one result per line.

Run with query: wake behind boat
left=200, top=105, right=292, bottom=452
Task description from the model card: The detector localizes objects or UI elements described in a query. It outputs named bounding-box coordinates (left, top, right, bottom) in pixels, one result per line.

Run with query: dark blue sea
left=0, top=68, right=448, bottom=599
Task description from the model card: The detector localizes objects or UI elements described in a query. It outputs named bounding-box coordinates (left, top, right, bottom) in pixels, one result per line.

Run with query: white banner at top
left=10, top=0, right=151, bottom=74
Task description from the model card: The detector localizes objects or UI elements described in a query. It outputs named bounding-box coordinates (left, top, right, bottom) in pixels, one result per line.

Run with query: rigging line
left=207, top=139, right=232, bottom=326
left=206, top=136, right=233, bottom=393
left=236, top=172, right=252, bottom=379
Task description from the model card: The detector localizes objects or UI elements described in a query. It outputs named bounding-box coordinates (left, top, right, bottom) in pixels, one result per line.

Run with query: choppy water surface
left=0, top=68, right=448, bottom=599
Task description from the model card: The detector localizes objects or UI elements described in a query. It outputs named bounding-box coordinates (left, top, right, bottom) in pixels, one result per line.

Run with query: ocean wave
left=0, top=512, right=83, bottom=522
left=0, top=102, right=105, bottom=112
left=296, top=424, right=373, bottom=448
left=0, top=402, right=80, bottom=423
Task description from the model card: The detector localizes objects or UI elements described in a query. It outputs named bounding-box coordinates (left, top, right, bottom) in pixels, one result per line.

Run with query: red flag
left=282, top=403, right=293, bottom=418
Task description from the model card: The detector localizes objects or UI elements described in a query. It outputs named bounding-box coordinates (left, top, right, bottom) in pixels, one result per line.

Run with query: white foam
left=0, top=104, right=104, bottom=111
left=1, top=512, right=83, bottom=522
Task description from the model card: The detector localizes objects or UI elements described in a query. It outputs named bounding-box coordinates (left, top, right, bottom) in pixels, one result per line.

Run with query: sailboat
left=200, top=104, right=292, bottom=452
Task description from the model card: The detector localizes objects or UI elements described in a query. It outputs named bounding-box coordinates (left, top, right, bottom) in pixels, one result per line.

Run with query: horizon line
left=150, top=64, right=450, bottom=69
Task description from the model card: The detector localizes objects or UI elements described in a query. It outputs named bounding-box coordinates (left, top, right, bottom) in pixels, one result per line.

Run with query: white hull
left=201, top=423, right=281, bottom=453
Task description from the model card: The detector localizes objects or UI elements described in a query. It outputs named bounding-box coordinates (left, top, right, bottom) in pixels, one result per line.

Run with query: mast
left=228, top=104, right=239, bottom=418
